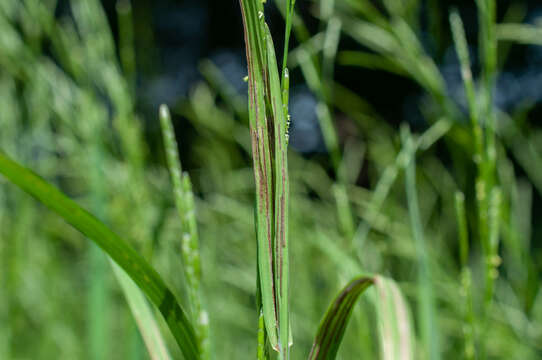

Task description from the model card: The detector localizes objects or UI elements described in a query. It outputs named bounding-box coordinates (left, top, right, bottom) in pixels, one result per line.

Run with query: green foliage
left=1, top=0, right=542, bottom=359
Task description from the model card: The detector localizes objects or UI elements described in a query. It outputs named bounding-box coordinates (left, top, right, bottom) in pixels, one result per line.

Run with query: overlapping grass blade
left=265, top=23, right=291, bottom=357
left=0, top=151, right=199, bottom=360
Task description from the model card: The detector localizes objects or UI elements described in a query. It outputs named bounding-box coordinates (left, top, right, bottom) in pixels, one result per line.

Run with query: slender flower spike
left=159, top=104, right=209, bottom=359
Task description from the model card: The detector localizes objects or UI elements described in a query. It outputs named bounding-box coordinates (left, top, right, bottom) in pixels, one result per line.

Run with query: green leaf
left=239, top=0, right=279, bottom=350
left=265, top=23, right=290, bottom=356
left=0, top=150, right=199, bottom=360
left=308, top=277, right=374, bottom=360
left=240, top=2, right=294, bottom=356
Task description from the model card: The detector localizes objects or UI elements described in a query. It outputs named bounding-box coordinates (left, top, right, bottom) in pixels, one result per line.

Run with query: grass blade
left=496, top=23, right=542, bottom=45
left=281, top=0, right=295, bottom=89
left=112, top=262, right=172, bottom=360
left=265, top=24, right=291, bottom=357
left=0, top=150, right=199, bottom=360
left=308, top=277, right=373, bottom=360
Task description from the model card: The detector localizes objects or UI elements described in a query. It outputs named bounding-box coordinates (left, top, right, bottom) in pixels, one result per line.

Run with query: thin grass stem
left=454, top=192, right=476, bottom=360
left=402, top=126, right=440, bottom=360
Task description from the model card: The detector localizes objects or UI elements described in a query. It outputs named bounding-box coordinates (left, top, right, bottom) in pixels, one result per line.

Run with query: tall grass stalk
left=402, top=126, right=440, bottom=360
left=485, top=188, right=502, bottom=308
left=450, top=8, right=501, bottom=357
left=475, top=1, right=500, bottom=319
left=454, top=192, right=475, bottom=360
left=87, top=121, right=111, bottom=360
left=281, top=0, right=295, bottom=89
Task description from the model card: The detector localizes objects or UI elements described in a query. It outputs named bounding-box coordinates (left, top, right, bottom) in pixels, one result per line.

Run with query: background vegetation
left=1, top=0, right=542, bottom=359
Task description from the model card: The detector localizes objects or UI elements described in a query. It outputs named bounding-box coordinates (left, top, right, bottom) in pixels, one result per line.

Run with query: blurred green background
left=1, top=0, right=542, bottom=359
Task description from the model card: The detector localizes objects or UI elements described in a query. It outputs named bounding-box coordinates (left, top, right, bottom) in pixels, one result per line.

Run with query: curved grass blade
left=308, top=276, right=413, bottom=360
left=308, top=277, right=374, bottom=360
left=0, top=150, right=199, bottom=360
left=112, top=262, right=172, bottom=360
